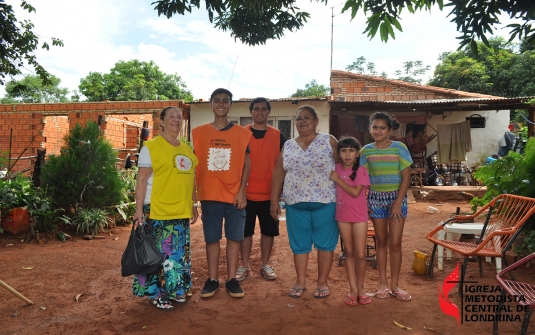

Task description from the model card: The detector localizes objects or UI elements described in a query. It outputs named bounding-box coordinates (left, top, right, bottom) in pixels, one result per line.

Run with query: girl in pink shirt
left=330, top=137, right=371, bottom=306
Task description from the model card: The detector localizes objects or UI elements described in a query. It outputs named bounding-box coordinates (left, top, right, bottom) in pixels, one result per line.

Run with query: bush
left=0, top=175, right=35, bottom=213
left=471, top=137, right=535, bottom=255
left=60, top=208, right=112, bottom=236
left=115, top=168, right=137, bottom=224
left=41, top=122, right=123, bottom=210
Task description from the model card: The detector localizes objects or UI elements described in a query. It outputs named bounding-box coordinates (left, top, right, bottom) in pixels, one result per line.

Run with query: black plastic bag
left=121, top=223, right=163, bottom=277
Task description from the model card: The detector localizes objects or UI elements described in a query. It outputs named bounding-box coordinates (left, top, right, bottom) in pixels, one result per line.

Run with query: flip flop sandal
left=173, top=296, right=187, bottom=304
left=344, top=294, right=358, bottom=306
left=390, top=290, right=412, bottom=302
left=313, top=287, right=330, bottom=299
left=288, top=287, right=306, bottom=298
left=374, top=288, right=391, bottom=299
left=150, top=297, right=174, bottom=311
left=358, top=295, right=372, bottom=305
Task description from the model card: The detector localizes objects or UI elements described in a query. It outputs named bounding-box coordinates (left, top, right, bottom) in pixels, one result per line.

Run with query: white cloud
left=1, top=0, right=516, bottom=100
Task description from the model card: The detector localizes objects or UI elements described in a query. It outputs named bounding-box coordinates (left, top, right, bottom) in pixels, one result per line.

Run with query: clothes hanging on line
left=436, top=120, right=472, bottom=164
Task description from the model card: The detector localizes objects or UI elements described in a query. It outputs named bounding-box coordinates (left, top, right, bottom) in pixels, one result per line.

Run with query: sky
left=5, top=0, right=514, bottom=101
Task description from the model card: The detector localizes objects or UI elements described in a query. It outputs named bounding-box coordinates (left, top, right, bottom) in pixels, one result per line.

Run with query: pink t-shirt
left=335, top=164, right=370, bottom=222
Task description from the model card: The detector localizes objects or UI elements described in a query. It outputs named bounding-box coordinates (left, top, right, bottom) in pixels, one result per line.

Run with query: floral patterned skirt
left=132, top=204, right=191, bottom=300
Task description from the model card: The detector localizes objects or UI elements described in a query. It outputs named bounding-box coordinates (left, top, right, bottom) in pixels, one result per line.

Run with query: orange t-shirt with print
left=192, top=123, right=251, bottom=204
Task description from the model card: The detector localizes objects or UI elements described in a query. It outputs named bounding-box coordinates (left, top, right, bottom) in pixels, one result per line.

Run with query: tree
left=290, top=79, right=330, bottom=97
left=346, top=56, right=387, bottom=77
left=394, top=61, right=431, bottom=84
left=0, top=1, right=63, bottom=85
left=1, top=74, right=69, bottom=103
left=428, top=37, right=535, bottom=97
left=152, top=0, right=535, bottom=52
left=345, top=56, right=429, bottom=83
left=78, top=60, right=193, bottom=101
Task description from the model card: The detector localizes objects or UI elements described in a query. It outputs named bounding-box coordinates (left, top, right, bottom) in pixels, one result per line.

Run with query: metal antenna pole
left=330, top=6, right=334, bottom=73
left=228, top=53, right=239, bottom=89
left=330, top=4, right=343, bottom=73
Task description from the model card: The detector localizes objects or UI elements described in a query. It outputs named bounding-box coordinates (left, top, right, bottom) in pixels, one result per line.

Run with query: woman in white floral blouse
left=270, top=105, right=339, bottom=299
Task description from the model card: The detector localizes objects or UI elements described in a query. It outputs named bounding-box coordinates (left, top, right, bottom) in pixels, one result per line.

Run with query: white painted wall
left=190, top=102, right=509, bottom=166
left=190, top=100, right=331, bottom=138
left=425, top=109, right=510, bottom=165
left=331, top=109, right=510, bottom=167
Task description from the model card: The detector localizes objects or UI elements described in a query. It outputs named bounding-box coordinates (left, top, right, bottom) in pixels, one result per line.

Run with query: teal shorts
left=286, top=202, right=339, bottom=254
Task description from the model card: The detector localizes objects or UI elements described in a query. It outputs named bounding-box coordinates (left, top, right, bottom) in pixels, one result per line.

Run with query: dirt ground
left=1, top=187, right=533, bottom=335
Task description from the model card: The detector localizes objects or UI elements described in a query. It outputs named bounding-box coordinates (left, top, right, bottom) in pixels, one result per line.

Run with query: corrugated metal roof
left=329, top=97, right=535, bottom=104
left=190, top=97, right=329, bottom=104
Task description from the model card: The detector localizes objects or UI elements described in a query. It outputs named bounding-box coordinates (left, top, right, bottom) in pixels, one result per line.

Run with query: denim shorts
left=200, top=201, right=246, bottom=243
left=368, top=189, right=408, bottom=219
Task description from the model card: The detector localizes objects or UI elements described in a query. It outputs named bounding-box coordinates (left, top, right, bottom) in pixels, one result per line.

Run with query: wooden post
left=0, top=279, right=34, bottom=305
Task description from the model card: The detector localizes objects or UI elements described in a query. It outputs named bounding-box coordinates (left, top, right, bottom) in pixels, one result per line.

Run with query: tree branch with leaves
left=0, top=0, right=63, bottom=85
left=152, top=0, right=535, bottom=53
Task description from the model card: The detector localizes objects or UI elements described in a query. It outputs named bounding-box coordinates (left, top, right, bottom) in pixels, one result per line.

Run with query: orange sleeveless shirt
left=245, top=125, right=281, bottom=201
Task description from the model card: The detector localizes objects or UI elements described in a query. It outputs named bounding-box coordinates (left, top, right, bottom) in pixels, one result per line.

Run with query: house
left=190, top=71, right=534, bottom=170
left=189, top=97, right=330, bottom=140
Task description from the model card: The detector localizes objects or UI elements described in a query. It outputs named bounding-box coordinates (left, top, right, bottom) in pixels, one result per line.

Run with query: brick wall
left=0, top=101, right=189, bottom=173
left=330, top=72, right=465, bottom=102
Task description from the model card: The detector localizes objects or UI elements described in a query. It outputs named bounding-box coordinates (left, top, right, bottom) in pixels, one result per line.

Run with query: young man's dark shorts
left=201, top=201, right=246, bottom=243
left=244, top=200, right=279, bottom=237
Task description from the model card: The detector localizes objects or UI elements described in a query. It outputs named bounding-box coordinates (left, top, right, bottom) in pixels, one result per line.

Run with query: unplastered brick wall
left=0, top=101, right=189, bottom=173
left=43, top=116, right=69, bottom=154
left=330, top=72, right=460, bottom=102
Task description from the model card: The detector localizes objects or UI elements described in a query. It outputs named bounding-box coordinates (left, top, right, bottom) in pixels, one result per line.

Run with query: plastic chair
left=493, top=252, right=535, bottom=335
left=426, top=194, right=535, bottom=285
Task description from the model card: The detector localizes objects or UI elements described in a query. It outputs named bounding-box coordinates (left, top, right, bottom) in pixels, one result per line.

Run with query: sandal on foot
left=390, top=290, right=412, bottom=301
left=288, top=287, right=306, bottom=298
left=344, top=294, right=358, bottom=306
left=150, top=297, right=174, bottom=311
left=172, top=295, right=187, bottom=304
left=358, top=295, right=372, bottom=305
left=374, top=288, right=391, bottom=299
left=313, top=287, right=330, bottom=299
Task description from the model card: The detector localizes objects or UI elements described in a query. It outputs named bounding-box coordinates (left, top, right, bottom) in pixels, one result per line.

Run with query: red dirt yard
left=1, top=187, right=533, bottom=335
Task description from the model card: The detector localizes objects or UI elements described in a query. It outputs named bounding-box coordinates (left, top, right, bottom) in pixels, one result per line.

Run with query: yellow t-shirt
left=144, top=136, right=198, bottom=220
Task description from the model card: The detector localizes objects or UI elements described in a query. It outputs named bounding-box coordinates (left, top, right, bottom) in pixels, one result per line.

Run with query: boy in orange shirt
left=192, top=88, right=251, bottom=298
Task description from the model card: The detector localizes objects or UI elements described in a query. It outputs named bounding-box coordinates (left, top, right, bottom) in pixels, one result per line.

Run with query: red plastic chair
left=493, top=252, right=535, bottom=335
left=427, top=194, right=535, bottom=285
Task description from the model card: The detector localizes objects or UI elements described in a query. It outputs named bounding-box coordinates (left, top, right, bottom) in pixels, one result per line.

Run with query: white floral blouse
left=282, top=133, right=336, bottom=205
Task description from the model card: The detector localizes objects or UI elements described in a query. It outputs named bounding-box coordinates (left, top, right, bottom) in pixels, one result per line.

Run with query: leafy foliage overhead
left=429, top=37, right=535, bottom=97
left=0, top=1, right=63, bottom=85
left=78, top=60, right=193, bottom=102
left=1, top=74, right=69, bottom=103
left=152, top=0, right=535, bottom=51
left=152, top=0, right=311, bottom=45
left=290, top=79, right=330, bottom=97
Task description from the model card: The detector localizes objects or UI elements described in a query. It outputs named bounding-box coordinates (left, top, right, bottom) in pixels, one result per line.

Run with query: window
left=277, top=118, right=293, bottom=139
